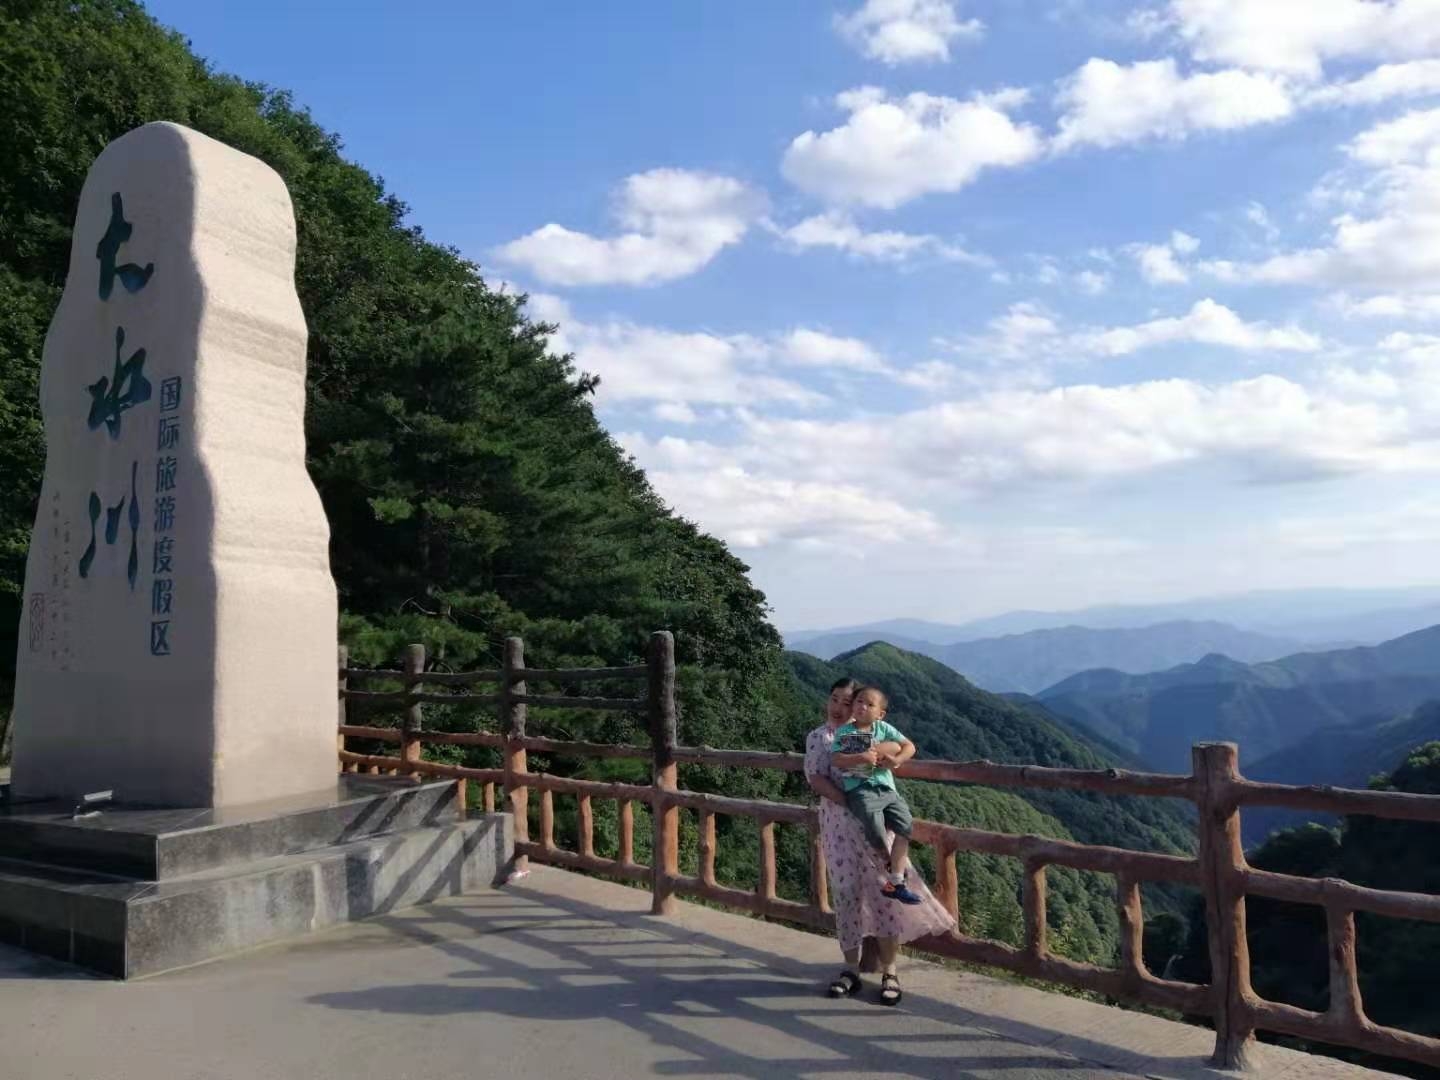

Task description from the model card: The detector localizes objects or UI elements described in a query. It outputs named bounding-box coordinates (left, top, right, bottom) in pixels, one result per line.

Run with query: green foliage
left=792, top=643, right=1197, bottom=856
left=0, top=0, right=811, bottom=763
left=1243, top=701, right=1440, bottom=846
left=788, top=643, right=1209, bottom=964
left=1174, top=744, right=1440, bottom=1077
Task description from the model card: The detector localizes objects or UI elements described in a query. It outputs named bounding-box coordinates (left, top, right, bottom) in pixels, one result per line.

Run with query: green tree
left=1173, top=743, right=1440, bottom=1077
left=0, top=0, right=809, bottom=762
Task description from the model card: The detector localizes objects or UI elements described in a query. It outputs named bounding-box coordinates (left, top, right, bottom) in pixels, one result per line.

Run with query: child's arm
left=876, top=738, right=915, bottom=770
left=832, top=748, right=879, bottom=769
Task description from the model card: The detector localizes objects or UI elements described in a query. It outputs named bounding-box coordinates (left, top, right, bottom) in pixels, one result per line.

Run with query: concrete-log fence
left=336, top=631, right=1440, bottom=1073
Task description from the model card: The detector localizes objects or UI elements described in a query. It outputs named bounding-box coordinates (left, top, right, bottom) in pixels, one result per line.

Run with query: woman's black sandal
left=828, top=970, right=862, bottom=998
left=879, top=973, right=902, bottom=1006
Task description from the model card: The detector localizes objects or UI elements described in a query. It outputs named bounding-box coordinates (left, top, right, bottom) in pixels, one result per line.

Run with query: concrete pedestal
left=0, top=776, right=513, bottom=978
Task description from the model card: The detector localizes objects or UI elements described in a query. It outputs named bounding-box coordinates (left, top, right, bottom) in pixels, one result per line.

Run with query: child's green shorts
left=844, top=783, right=913, bottom=853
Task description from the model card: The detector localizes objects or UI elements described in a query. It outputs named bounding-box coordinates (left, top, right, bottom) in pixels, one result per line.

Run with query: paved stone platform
left=0, top=866, right=1397, bottom=1080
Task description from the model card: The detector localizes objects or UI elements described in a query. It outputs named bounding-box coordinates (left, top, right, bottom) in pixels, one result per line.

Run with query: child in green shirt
left=830, top=685, right=923, bottom=904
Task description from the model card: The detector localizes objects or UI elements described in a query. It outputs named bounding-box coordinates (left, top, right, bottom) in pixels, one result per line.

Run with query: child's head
left=827, top=678, right=859, bottom=724
left=849, top=685, right=889, bottom=725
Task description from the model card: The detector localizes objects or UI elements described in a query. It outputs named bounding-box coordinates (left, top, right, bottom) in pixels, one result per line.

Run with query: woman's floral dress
left=805, top=722, right=956, bottom=957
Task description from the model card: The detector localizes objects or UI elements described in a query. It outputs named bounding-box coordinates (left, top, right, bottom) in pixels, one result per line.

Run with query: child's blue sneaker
left=882, top=879, right=923, bottom=905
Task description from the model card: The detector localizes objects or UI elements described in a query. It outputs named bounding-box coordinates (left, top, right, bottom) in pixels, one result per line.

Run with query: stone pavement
left=0, top=865, right=1397, bottom=1080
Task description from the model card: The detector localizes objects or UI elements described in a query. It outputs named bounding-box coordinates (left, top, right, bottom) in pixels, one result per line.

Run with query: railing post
left=1195, top=742, right=1255, bottom=1070
left=758, top=820, right=777, bottom=903
left=699, top=811, right=717, bottom=888
left=648, top=630, right=678, bottom=915
left=1022, top=857, right=1048, bottom=961
left=1117, top=875, right=1145, bottom=994
left=503, top=636, right=530, bottom=874
left=619, top=800, right=635, bottom=867
left=577, top=794, right=595, bottom=859
left=935, top=844, right=959, bottom=922
left=399, top=644, right=425, bottom=779
left=809, top=817, right=830, bottom=915
left=337, top=644, right=349, bottom=773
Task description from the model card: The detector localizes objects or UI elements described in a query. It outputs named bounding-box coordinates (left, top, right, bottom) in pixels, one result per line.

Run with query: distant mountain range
left=1241, top=702, right=1440, bottom=847
left=791, top=620, right=1311, bottom=694
left=1034, top=625, right=1440, bottom=774
left=785, top=585, right=1440, bottom=649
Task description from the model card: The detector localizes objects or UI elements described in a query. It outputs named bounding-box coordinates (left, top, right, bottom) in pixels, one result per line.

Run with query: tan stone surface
left=11, top=122, right=337, bottom=807
left=0, top=866, right=1399, bottom=1079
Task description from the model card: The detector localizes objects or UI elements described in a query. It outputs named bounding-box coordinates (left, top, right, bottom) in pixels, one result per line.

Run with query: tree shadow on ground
left=304, top=882, right=1147, bottom=1080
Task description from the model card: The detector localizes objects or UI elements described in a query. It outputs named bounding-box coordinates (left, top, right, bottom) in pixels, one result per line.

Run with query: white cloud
left=1246, top=202, right=1281, bottom=243
left=1053, top=58, right=1293, bottom=151
left=1076, top=299, right=1324, bottom=355
left=1162, top=0, right=1440, bottom=80
left=532, top=294, right=821, bottom=407
left=1305, top=59, right=1440, bottom=105
left=1349, top=105, right=1440, bottom=164
left=620, top=433, right=942, bottom=550
left=610, top=336, right=1440, bottom=559
left=775, top=211, right=989, bottom=264
left=970, top=301, right=1062, bottom=359
left=834, top=0, right=982, bottom=65
left=1075, top=269, right=1112, bottom=294
left=1379, top=329, right=1440, bottom=360
left=780, top=329, right=890, bottom=372
left=954, top=298, right=1322, bottom=362
left=496, top=169, right=763, bottom=286
left=531, top=295, right=898, bottom=407
left=1334, top=292, right=1440, bottom=320
left=782, top=87, right=1043, bottom=208
left=1130, top=230, right=1200, bottom=283
left=1200, top=108, right=1440, bottom=292
left=653, top=402, right=698, bottom=424
left=728, top=367, right=1430, bottom=496
left=1170, top=230, right=1201, bottom=254
left=1135, top=247, right=1188, bottom=283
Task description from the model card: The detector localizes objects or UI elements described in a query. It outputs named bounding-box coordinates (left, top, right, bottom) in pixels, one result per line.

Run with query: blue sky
left=147, top=0, right=1440, bottom=630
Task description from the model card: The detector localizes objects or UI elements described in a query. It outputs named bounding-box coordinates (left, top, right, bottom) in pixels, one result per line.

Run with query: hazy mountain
left=784, top=618, right=975, bottom=648
left=785, top=629, right=942, bottom=661
left=1036, top=625, right=1440, bottom=774
left=1252, top=601, right=1440, bottom=648
left=783, top=586, right=1440, bottom=650
left=790, top=620, right=1306, bottom=694
left=934, top=621, right=1305, bottom=694
left=1241, top=702, right=1440, bottom=847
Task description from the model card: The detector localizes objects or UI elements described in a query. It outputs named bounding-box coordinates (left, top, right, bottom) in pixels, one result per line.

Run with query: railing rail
left=336, top=632, right=1440, bottom=1073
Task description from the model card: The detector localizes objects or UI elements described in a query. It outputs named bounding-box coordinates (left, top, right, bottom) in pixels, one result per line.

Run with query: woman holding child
left=804, top=678, right=955, bottom=1006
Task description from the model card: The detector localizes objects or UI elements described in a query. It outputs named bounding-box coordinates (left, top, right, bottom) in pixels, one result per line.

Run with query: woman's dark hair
left=830, top=677, right=861, bottom=694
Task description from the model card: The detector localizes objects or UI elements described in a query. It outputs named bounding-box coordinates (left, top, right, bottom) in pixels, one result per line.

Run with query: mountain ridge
left=1036, top=625, right=1440, bottom=774
left=790, top=619, right=1312, bottom=694
left=784, top=585, right=1440, bottom=648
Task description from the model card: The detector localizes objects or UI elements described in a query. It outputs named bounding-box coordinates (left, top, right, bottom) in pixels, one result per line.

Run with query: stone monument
left=11, top=121, right=339, bottom=808
left=0, top=123, right=512, bottom=978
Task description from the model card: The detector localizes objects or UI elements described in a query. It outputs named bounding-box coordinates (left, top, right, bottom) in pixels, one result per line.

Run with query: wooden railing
left=336, top=631, right=1440, bottom=1073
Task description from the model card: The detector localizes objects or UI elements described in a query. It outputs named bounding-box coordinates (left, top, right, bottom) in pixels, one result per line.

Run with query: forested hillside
left=0, top=0, right=810, bottom=761
left=1242, top=702, right=1440, bottom=847
left=787, top=643, right=1200, bottom=963
left=0, top=5, right=1194, bottom=970
left=790, top=643, right=1196, bottom=854
left=1038, top=626, right=1440, bottom=773
left=1173, top=744, right=1440, bottom=1077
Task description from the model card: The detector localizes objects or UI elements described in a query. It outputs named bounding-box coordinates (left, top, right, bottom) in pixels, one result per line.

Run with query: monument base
left=0, top=776, right=513, bottom=978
